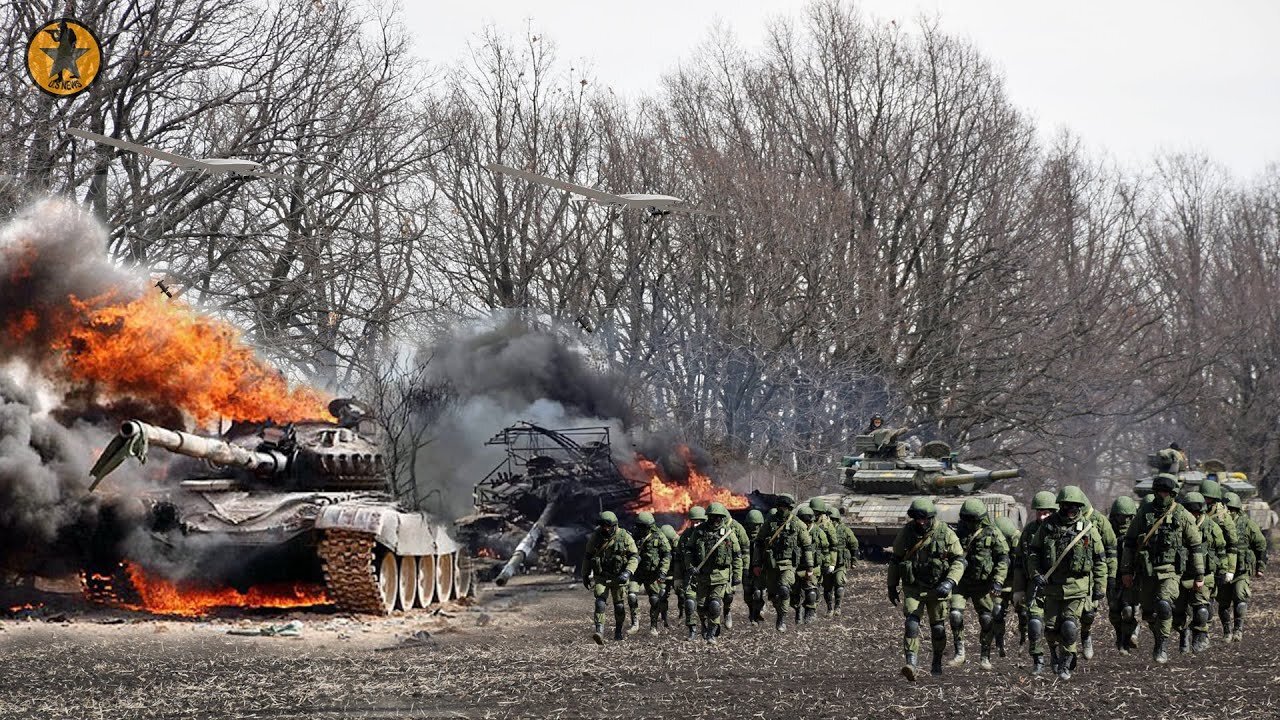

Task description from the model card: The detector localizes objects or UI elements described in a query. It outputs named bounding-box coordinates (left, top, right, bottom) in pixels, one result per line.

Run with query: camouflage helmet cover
left=1152, top=473, right=1179, bottom=493
left=707, top=502, right=730, bottom=518
left=687, top=506, right=707, bottom=521
left=1056, top=486, right=1088, bottom=507
left=776, top=493, right=797, bottom=508
left=1199, top=479, right=1224, bottom=501
left=746, top=508, right=765, bottom=524
left=1225, top=492, right=1243, bottom=510
left=1181, top=491, right=1205, bottom=510
left=1109, top=496, right=1137, bottom=516
left=808, top=498, right=827, bottom=513
left=796, top=505, right=815, bottom=519
left=959, top=498, right=987, bottom=519
left=598, top=511, right=619, bottom=525
left=907, top=497, right=937, bottom=519
left=635, top=511, right=655, bottom=526
left=1032, top=491, right=1059, bottom=511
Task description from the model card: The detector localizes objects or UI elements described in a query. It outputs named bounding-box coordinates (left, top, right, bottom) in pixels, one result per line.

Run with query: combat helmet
left=1225, top=492, right=1243, bottom=511
left=808, top=498, right=828, bottom=514
left=1152, top=473, right=1179, bottom=493
left=776, top=493, right=797, bottom=508
left=796, top=505, right=815, bottom=519
left=1200, top=478, right=1224, bottom=502
left=1057, top=485, right=1088, bottom=507
left=707, top=502, right=731, bottom=518
left=959, top=498, right=987, bottom=521
left=1181, top=491, right=1205, bottom=512
left=1110, top=496, right=1137, bottom=517
left=598, top=511, right=619, bottom=525
left=994, top=516, right=1018, bottom=539
left=1032, top=491, right=1058, bottom=511
left=688, top=506, right=707, bottom=521
left=746, top=509, right=765, bottom=525
left=635, top=511, right=655, bottom=526
left=660, top=524, right=678, bottom=542
left=907, top=497, right=937, bottom=520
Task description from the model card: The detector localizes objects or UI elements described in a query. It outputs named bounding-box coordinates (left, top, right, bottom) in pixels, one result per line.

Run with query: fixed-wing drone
left=68, top=128, right=287, bottom=179
left=486, top=162, right=722, bottom=216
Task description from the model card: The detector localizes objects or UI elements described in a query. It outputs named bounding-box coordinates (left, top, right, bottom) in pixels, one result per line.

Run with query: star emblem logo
left=26, top=17, right=102, bottom=98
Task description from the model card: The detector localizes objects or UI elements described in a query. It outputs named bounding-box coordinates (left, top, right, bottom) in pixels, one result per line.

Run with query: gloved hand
left=1224, top=572, right=1234, bottom=583
left=888, top=586, right=900, bottom=606
left=617, top=570, right=631, bottom=584
left=582, top=574, right=592, bottom=590
left=990, top=581, right=1003, bottom=596
left=1091, top=588, right=1105, bottom=602
left=1031, top=574, right=1046, bottom=588
left=1121, top=574, right=1134, bottom=589
left=1011, top=590, right=1026, bottom=605
left=751, top=566, right=762, bottom=577
left=825, top=565, right=835, bottom=574
left=933, top=579, right=955, bottom=599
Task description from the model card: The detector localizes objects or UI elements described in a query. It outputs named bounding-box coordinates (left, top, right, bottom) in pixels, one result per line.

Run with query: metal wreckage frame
left=466, top=422, right=650, bottom=583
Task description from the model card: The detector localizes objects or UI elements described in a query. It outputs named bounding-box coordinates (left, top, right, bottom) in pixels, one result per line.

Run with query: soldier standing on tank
left=1074, top=489, right=1116, bottom=661
left=1024, top=487, right=1106, bottom=680
left=628, top=512, right=672, bottom=636
left=582, top=511, right=640, bottom=644
left=1219, top=491, right=1267, bottom=641
left=1107, top=496, right=1139, bottom=653
left=992, top=516, right=1019, bottom=658
left=658, top=524, right=679, bottom=627
left=742, top=509, right=766, bottom=623
left=683, top=502, right=741, bottom=643
left=755, top=493, right=814, bottom=632
left=1173, top=492, right=1225, bottom=654
left=948, top=499, right=1010, bottom=670
left=792, top=504, right=829, bottom=624
left=721, top=510, right=751, bottom=630
left=673, top=506, right=706, bottom=640
left=1010, top=490, right=1058, bottom=674
left=887, top=498, right=965, bottom=680
left=828, top=506, right=859, bottom=616
left=1120, top=473, right=1204, bottom=664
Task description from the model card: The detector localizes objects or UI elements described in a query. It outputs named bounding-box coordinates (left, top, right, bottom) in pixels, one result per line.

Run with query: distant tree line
left=2, top=0, right=1276, bottom=503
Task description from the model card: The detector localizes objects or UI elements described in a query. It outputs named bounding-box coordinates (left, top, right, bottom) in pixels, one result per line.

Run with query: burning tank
left=84, top=399, right=466, bottom=615
left=1135, top=451, right=1278, bottom=535
left=815, top=427, right=1025, bottom=553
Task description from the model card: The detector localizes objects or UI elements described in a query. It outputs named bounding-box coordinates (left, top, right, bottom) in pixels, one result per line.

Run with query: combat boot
left=723, top=609, right=733, bottom=631
left=614, top=622, right=625, bottom=642
left=1221, top=617, right=1232, bottom=638
left=803, top=606, right=815, bottom=624
left=775, top=610, right=786, bottom=633
left=1178, top=628, right=1190, bottom=654
left=1192, top=630, right=1209, bottom=653
left=948, top=639, right=966, bottom=667
left=900, top=652, right=918, bottom=681
left=685, top=625, right=696, bottom=641
left=592, top=623, right=605, bottom=646
left=1232, top=615, right=1244, bottom=642
left=1115, top=632, right=1129, bottom=655
left=1056, top=652, right=1073, bottom=681
left=1153, top=635, right=1170, bottom=664
left=979, top=648, right=993, bottom=671
left=930, top=649, right=944, bottom=677
left=1080, top=632, right=1093, bottom=660
left=1030, top=654, right=1045, bottom=675
left=996, top=633, right=1006, bottom=658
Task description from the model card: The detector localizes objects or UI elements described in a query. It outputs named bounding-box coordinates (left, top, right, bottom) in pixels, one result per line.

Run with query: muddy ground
left=1, top=567, right=1277, bottom=719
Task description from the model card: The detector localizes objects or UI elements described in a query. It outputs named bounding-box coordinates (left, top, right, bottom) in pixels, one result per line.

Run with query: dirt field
left=1, top=567, right=1278, bottom=719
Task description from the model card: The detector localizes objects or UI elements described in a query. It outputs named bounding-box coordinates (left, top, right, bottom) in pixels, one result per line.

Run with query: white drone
left=486, top=162, right=722, bottom=216
left=68, top=128, right=286, bottom=179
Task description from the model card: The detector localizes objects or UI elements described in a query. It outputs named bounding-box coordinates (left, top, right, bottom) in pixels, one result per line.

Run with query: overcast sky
left=402, top=0, right=1280, bottom=178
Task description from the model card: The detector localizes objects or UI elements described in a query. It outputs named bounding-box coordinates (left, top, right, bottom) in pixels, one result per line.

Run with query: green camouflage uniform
left=1077, top=503, right=1116, bottom=659
left=887, top=504, right=965, bottom=678
left=755, top=498, right=814, bottom=632
left=672, top=512, right=705, bottom=632
left=1219, top=496, right=1267, bottom=640
left=949, top=505, right=1010, bottom=668
left=742, top=512, right=765, bottom=622
left=1025, top=496, right=1106, bottom=680
left=582, top=522, right=639, bottom=639
left=628, top=522, right=672, bottom=634
left=1120, top=480, right=1204, bottom=664
left=1174, top=495, right=1224, bottom=653
left=992, top=517, right=1019, bottom=657
left=793, top=506, right=832, bottom=623
left=1107, top=499, right=1138, bottom=653
left=683, top=511, right=742, bottom=642
left=827, top=508, right=859, bottom=615
left=657, top=524, right=679, bottom=626
left=721, top=517, right=751, bottom=629
left=1012, top=514, right=1051, bottom=664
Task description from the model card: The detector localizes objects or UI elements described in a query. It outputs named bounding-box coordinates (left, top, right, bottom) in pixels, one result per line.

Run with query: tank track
left=81, top=566, right=141, bottom=607
left=318, top=529, right=389, bottom=615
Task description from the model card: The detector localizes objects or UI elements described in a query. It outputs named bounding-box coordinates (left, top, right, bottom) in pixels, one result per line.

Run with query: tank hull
left=817, top=491, right=1027, bottom=555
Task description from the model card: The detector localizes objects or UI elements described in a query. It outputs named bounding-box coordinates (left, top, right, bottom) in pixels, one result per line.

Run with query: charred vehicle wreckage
left=83, top=399, right=468, bottom=615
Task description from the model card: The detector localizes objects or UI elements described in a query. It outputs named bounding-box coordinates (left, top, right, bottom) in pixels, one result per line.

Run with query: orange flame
left=476, top=548, right=498, bottom=559
left=53, top=292, right=329, bottom=425
left=625, top=446, right=748, bottom=515
left=119, top=563, right=329, bottom=617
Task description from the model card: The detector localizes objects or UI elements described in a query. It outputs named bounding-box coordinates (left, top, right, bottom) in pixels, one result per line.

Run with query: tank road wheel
left=415, top=555, right=437, bottom=608
left=376, top=550, right=398, bottom=613
left=437, top=552, right=456, bottom=602
left=318, top=530, right=397, bottom=615
left=397, top=555, right=418, bottom=611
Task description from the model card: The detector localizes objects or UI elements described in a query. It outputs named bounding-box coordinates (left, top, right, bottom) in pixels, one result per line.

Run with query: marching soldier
left=722, top=510, right=751, bottom=630
left=793, top=504, right=829, bottom=624
left=992, top=516, right=1020, bottom=658
left=1024, top=486, right=1106, bottom=680
left=948, top=499, right=1009, bottom=670
left=1120, top=473, right=1204, bottom=664
left=582, top=511, right=639, bottom=644
left=1011, top=490, right=1058, bottom=674
left=628, top=511, right=672, bottom=636
left=1107, top=496, right=1139, bottom=653
left=683, top=502, right=742, bottom=643
left=828, top=505, right=860, bottom=616
left=1174, top=492, right=1224, bottom=653
left=1075, top=490, right=1116, bottom=661
left=742, top=509, right=767, bottom=623
left=754, top=493, right=814, bottom=632
left=1219, top=491, right=1268, bottom=641
left=673, top=506, right=706, bottom=639
left=887, top=498, right=965, bottom=680
left=658, top=524, right=679, bottom=627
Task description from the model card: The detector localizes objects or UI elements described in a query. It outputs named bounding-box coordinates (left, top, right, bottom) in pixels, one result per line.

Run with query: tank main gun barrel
left=89, top=419, right=287, bottom=490
left=932, top=468, right=1021, bottom=489
left=495, top=502, right=557, bottom=586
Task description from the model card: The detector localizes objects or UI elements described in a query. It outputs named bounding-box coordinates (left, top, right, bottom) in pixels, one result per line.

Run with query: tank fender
left=316, top=505, right=401, bottom=550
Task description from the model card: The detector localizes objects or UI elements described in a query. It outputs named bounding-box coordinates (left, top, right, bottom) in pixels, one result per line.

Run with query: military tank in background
left=815, top=427, right=1025, bottom=555
left=1134, top=449, right=1278, bottom=536
left=84, top=399, right=467, bottom=615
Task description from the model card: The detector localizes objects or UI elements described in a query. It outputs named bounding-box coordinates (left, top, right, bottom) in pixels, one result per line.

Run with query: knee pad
left=684, top=597, right=697, bottom=616
left=594, top=597, right=608, bottom=615
left=1193, top=604, right=1210, bottom=626
left=835, top=586, right=844, bottom=599
left=1016, top=606, right=1029, bottom=623
left=1122, top=605, right=1135, bottom=621
left=1156, top=600, right=1173, bottom=620
left=1059, top=617, right=1079, bottom=645
left=1235, top=601, right=1248, bottom=616
left=613, top=601, right=626, bottom=616
left=723, top=593, right=734, bottom=608
left=905, top=614, right=921, bottom=638
left=627, top=593, right=638, bottom=606
left=1080, top=609, right=1096, bottom=626
left=1028, top=617, right=1044, bottom=640
left=648, top=593, right=660, bottom=607
left=949, top=609, right=964, bottom=630
left=978, top=612, right=994, bottom=632
left=706, top=598, right=723, bottom=618
left=806, top=587, right=818, bottom=602
left=775, top=584, right=790, bottom=601
left=930, top=622, right=947, bottom=643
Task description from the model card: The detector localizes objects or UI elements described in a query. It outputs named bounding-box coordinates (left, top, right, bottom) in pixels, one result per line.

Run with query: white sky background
left=401, top=0, right=1280, bottom=179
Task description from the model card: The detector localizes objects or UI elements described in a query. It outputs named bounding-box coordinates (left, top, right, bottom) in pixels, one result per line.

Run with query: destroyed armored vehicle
left=85, top=399, right=466, bottom=614
left=1135, top=450, right=1277, bottom=535
left=815, top=427, right=1025, bottom=553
